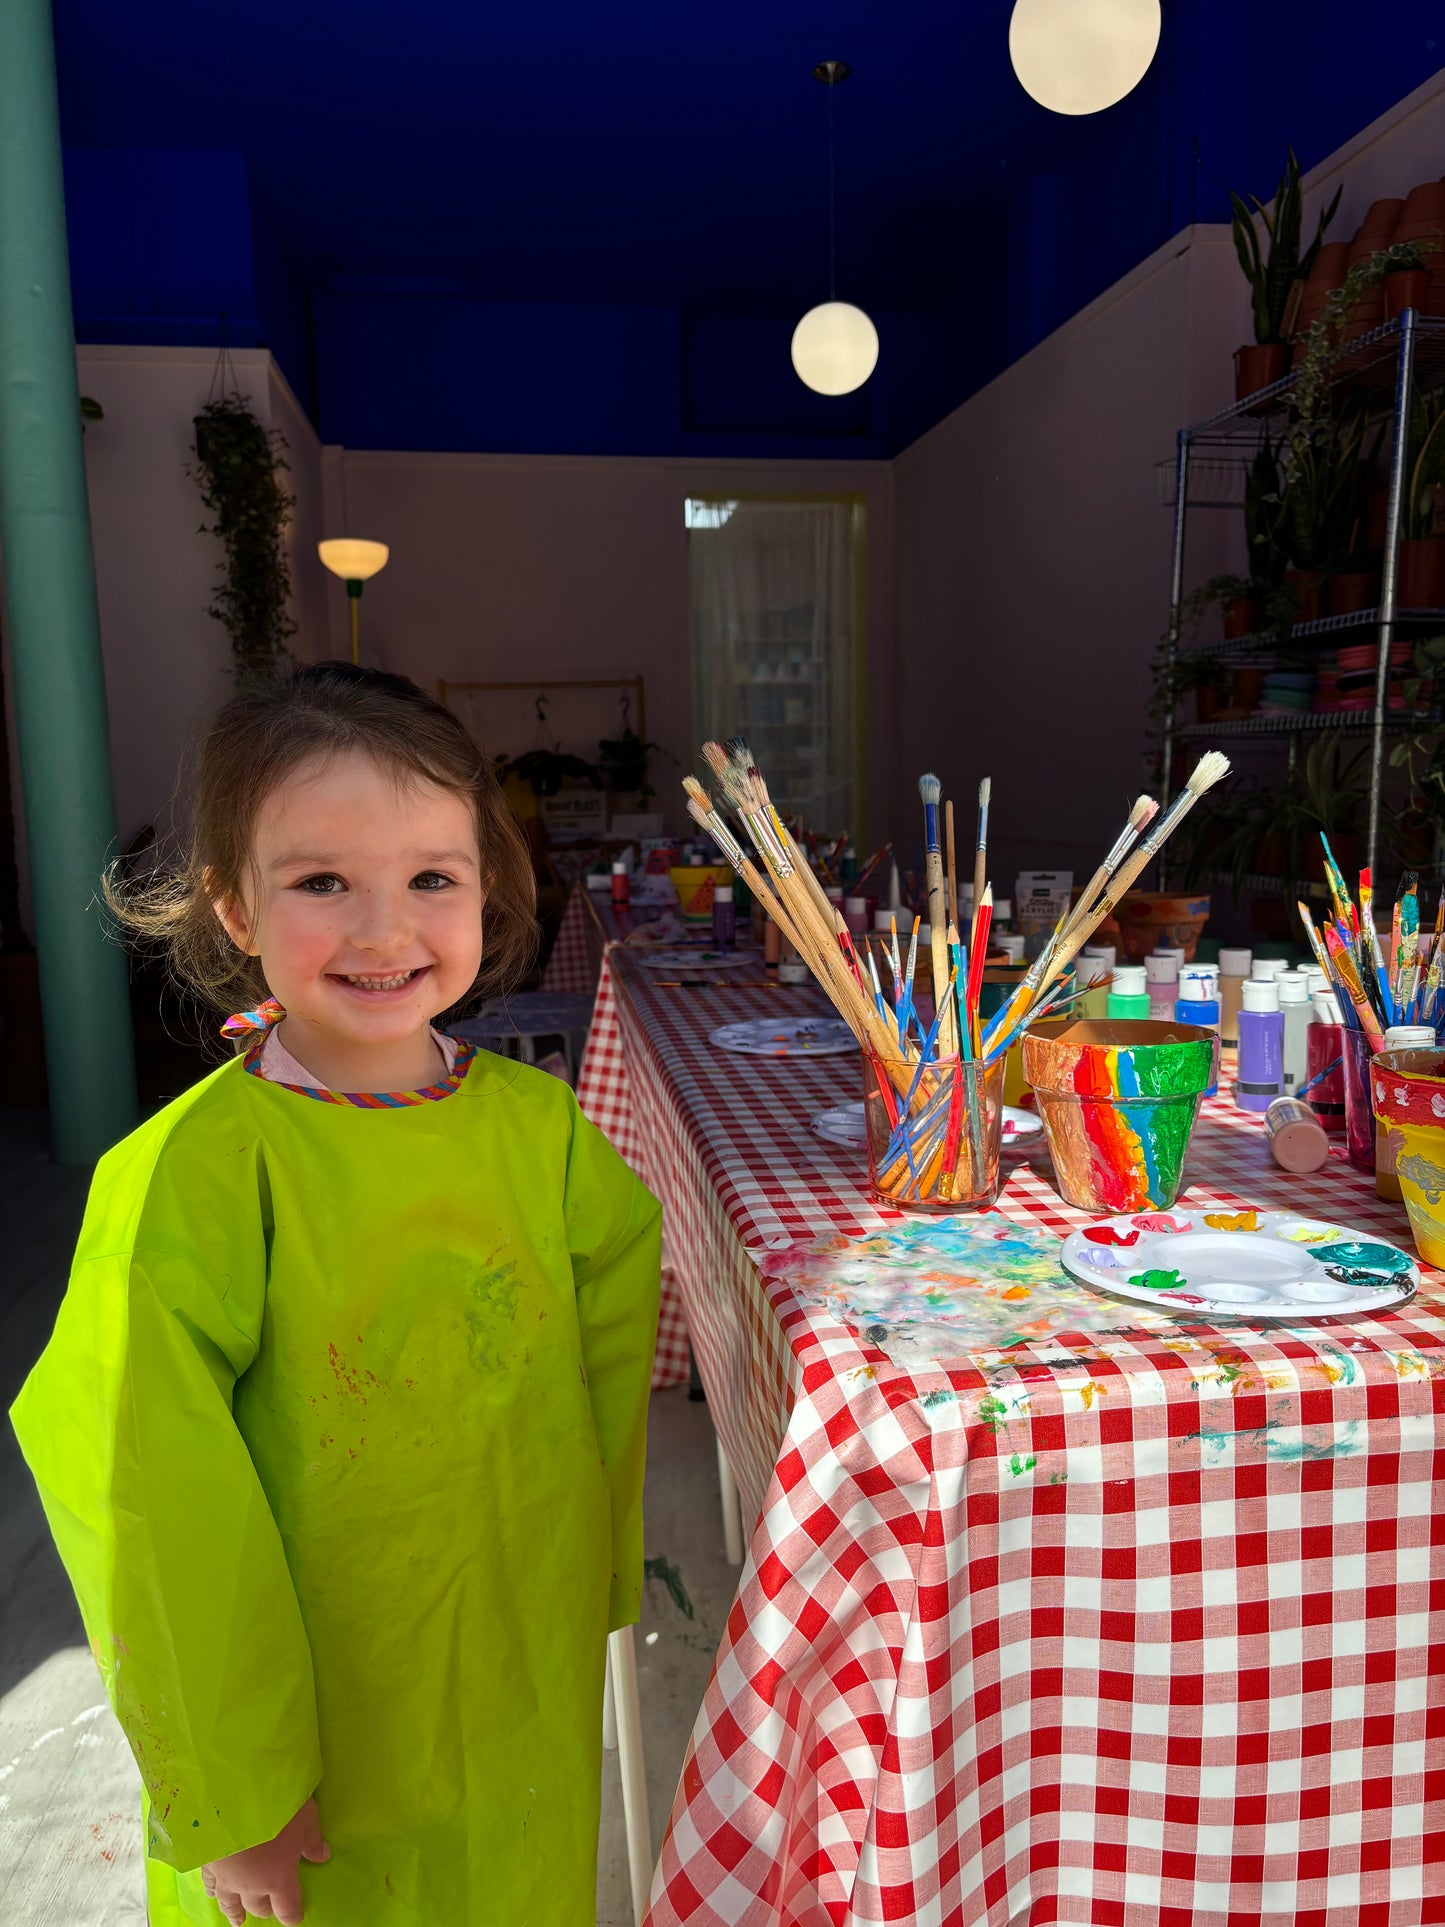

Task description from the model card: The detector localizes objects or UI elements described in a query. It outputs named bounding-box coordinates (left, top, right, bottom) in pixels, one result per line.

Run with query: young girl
left=12, top=664, right=661, bottom=1927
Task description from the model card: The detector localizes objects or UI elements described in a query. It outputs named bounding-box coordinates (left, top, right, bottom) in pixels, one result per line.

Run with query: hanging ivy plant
left=192, top=395, right=297, bottom=679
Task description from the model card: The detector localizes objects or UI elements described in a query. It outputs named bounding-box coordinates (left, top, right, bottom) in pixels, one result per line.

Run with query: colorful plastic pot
left=1022, top=1018, right=1216, bottom=1213
left=669, top=864, right=732, bottom=922
left=1371, top=1048, right=1445, bottom=1266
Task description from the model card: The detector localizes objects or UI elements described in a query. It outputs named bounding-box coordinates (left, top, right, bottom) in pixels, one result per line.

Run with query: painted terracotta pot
left=669, top=864, right=732, bottom=922
left=1371, top=1048, right=1445, bottom=1266
left=1113, top=892, right=1211, bottom=964
left=1022, top=1019, right=1216, bottom=1213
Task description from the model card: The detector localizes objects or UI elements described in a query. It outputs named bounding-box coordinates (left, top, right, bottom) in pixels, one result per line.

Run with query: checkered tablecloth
left=577, top=952, right=1445, bottom=1927
left=543, top=882, right=612, bottom=994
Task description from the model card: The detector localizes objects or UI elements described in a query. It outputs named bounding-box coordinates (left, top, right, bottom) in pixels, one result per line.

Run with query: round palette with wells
left=711, top=1016, right=857, bottom=1057
left=1060, top=1208, right=1418, bottom=1320
left=633, top=947, right=750, bottom=972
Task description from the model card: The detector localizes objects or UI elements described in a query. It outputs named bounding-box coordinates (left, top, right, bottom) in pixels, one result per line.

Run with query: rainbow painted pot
left=1371, top=1047, right=1445, bottom=1267
left=1021, top=1019, right=1216, bottom=1213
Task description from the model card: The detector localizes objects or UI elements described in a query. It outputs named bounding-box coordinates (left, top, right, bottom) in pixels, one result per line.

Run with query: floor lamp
left=318, top=539, right=389, bottom=663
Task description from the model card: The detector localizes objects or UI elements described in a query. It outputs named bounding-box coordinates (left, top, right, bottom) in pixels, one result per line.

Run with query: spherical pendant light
left=791, top=301, right=880, bottom=396
left=1009, top=0, right=1161, bottom=116
left=790, top=61, right=877, bottom=397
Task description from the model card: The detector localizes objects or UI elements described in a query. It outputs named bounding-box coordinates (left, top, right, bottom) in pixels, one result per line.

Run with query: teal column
left=0, top=0, right=137, bottom=1161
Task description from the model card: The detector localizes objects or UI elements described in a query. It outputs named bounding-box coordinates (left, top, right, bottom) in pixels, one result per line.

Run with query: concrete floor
left=0, top=1109, right=736, bottom=1926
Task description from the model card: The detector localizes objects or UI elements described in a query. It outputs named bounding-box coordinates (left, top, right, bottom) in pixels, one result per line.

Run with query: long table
left=576, top=948, right=1445, bottom=1927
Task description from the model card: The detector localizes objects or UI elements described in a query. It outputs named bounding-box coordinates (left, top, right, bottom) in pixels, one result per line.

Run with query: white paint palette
left=1060, top=1208, right=1418, bottom=1320
left=634, top=948, right=750, bottom=972
left=711, top=1016, right=858, bottom=1057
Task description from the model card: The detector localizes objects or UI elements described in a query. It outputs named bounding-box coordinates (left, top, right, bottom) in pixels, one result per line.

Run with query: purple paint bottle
left=1235, top=978, right=1284, bottom=1112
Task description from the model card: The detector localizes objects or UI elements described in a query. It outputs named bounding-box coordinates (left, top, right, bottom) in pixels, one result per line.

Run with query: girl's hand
left=201, top=1798, right=331, bottom=1925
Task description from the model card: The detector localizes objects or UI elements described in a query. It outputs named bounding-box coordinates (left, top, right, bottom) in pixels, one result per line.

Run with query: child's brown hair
left=111, top=662, right=538, bottom=1018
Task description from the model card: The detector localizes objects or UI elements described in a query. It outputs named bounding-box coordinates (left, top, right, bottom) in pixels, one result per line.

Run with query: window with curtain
left=687, top=497, right=862, bottom=834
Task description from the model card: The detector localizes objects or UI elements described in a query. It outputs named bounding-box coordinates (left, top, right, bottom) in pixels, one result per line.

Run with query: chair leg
left=717, top=1437, right=745, bottom=1567
left=607, top=1625, right=652, bottom=1927
left=602, top=1638, right=618, bottom=1751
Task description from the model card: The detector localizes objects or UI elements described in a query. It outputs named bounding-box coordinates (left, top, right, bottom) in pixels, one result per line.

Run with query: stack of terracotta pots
left=1393, top=178, right=1445, bottom=317
left=1340, top=197, right=1404, bottom=350
left=1290, top=240, right=1350, bottom=363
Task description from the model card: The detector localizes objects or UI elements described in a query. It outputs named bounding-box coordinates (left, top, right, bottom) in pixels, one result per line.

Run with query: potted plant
left=1230, top=150, right=1341, bottom=401
left=1384, top=240, right=1432, bottom=318
left=1399, top=389, right=1445, bottom=609
left=191, top=395, right=298, bottom=681
left=1276, top=406, right=1378, bottom=618
left=1296, top=731, right=1370, bottom=882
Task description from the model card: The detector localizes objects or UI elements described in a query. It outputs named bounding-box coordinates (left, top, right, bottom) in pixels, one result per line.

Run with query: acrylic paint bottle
left=1307, top=991, right=1345, bottom=1134
left=610, top=860, right=630, bottom=907
left=1217, top=947, right=1252, bottom=1056
left=1106, top=964, right=1150, bottom=1020
left=1251, top=958, right=1288, bottom=983
left=1074, top=953, right=1111, bottom=1019
left=1145, top=953, right=1179, bottom=1019
left=1175, top=968, right=1220, bottom=1096
left=1083, top=943, right=1116, bottom=977
left=1278, top=974, right=1312, bottom=1096
left=712, top=885, right=736, bottom=947
left=1376, top=1024, right=1437, bottom=1201
left=1265, top=1098, right=1330, bottom=1173
left=1236, top=979, right=1284, bottom=1112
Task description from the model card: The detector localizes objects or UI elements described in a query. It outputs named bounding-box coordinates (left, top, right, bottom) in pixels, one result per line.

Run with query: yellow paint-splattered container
left=1371, top=1047, right=1445, bottom=1266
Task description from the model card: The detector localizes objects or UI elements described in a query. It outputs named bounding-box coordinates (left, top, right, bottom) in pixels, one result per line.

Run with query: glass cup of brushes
left=862, top=1054, right=1006, bottom=1213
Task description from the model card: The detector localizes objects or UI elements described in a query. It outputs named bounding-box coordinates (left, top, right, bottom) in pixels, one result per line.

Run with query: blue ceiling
left=53, top=1, right=1445, bottom=457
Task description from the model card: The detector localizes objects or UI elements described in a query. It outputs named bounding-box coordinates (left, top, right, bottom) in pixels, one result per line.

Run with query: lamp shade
left=1008, top=0, right=1160, bottom=115
left=318, top=538, right=389, bottom=582
left=790, top=301, right=879, bottom=396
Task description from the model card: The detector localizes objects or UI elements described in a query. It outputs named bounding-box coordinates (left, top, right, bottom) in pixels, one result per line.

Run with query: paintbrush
left=985, top=752, right=1231, bottom=1048
left=1397, top=877, right=1421, bottom=1018
left=919, top=774, right=955, bottom=1054
left=1325, top=926, right=1386, bottom=1049
left=966, top=886, right=992, bottom=1053
left=945, top=802, right=959, bottom=931
left=970, top=778, right=990, bottom=958
left=1060, top=795, right=1159, bottom=939
left=853, top=841, right=892, bottom=895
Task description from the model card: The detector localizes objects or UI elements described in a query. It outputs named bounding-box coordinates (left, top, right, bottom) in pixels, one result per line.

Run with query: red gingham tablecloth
left=543, top=881, right=612, bottom=994
left=578, top=951, right=1445, bottom=1927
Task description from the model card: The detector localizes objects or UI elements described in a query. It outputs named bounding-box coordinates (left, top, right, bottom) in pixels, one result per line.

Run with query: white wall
left=321, top=450, right=895, bottom=838
left=889, top=66, right=1445, bottom=895
left=71, top=345, right=325, bottom=851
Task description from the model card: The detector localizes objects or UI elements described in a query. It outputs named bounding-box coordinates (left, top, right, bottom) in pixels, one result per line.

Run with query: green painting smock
left=11, top=1048, right=661, bottom=1925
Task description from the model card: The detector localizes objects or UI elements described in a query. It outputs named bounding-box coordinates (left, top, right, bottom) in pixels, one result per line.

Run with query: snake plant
left=1230, top=149, right=1341, bottom=345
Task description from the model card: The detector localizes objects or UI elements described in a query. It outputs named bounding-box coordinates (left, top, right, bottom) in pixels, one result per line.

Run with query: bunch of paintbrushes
left=1298, top=838, right=1443, bottom=1050
left=683, top=741, right=1231, bottom=1207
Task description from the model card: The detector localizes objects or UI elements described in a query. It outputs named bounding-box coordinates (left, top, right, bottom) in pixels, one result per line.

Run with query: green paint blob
left=1128, top=1268, right=1189, bottom=1292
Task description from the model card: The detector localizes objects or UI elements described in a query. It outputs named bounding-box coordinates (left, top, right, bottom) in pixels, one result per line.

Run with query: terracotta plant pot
left=1349, top=199, right=1404, bottom=256
left=1194, top=684, right=1225, bottom=725
left=1232, top=665, right=1265, bottom=712
left=1113, top=892, right=1211, bottom=965
left=1233, top=342, right=1288, bottom=402
left=1327, top=571, right=1377, bottom=615
left=1221, top=595, right=1259, bottom=640
left=1284, top=568, right=1327, bottom=623
left=1399, top=537, right=1445, bottom=610
left=1386, top=269, right=1431, bottom=318
left=1021, top=1018, right=1216, bottom=1213
left=1290, top=241, right=1351, bottom=360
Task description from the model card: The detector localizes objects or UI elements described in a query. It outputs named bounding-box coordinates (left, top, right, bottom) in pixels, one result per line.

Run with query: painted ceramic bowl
left=1022, top=1018, right=1216, bottom=1213
left=1371, top=1047, right=1445, bottom=1266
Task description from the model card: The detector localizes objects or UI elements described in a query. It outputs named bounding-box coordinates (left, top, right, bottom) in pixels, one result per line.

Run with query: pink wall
left=325, top=450, right=895, bottom=837
left=889, top=68, right=1445, bottom=895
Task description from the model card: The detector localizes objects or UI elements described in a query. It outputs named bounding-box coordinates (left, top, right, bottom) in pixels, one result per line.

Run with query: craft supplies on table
left=1059, top=1206, right=1418, bottom=1319
left=573, top=947, right=1445, bottom=1927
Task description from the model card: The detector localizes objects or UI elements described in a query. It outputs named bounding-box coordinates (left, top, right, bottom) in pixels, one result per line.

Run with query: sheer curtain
left=689, top=499, right=860, bottom=832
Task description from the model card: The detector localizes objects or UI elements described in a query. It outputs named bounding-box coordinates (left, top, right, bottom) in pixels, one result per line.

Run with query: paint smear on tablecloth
left=760, top=1220, right=1179, bottom=1369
